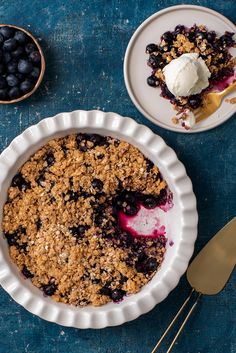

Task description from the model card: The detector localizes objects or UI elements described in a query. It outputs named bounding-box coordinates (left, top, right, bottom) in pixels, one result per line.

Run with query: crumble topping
left=146, top=24, right=235, bottom=119
left=2, top=133, right=170, bottom=306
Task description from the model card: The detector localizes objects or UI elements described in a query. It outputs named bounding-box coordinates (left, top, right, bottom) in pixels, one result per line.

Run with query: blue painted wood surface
left=0, top=1, right=236, bottom=352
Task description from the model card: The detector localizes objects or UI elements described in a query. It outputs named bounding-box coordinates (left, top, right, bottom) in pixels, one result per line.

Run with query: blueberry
left=0, top=88, right=8, bottom=100
left=119, top=274, right=128, bottom=284
left=156, top=188, right=167, bottom=206
left=6, top=74, right=19, bottom=87
left=92, top=278, right=100, bottom=284
left=187, top=31, right=196, bottom=42
left=14, top=30, right=27, bottom=43
left=123, top=204, right=139, bottom=216
left=97, top=153, right=104, bottom=160
left=28, top=66, right=40, bottom=81
left=4, top=231, right=19, bottom=246
left=36, top=218, right=42, bottom=230
left=36, top=172, right=45, bottom=186
left=3, top=51, right=11, bottom=63
left=114, top=196, right=124, bottom=209
left=146, top=158, right=154, bottom=172
left=76, top=133, right=84, bottom=144
left=11, top=46, right=25, bottom=58
left=0, top=33, right=4, bottom=44
left=20, top=80, right=34, bottom=93
left=18, top=59, right=33, bottom=74
left=16, top=72, right=24, bottom=81
left=220, top=32, right=234, bottom=47
left=7, top=60, right=18, bottom=73
left=44, top=151, right=55, bottom=167
left=3, top=38, right=17, bottom=51
left=145, top=257, right=158, bottom=273
left=135, top=261, right=145, bottom=273
left=110, top=289, right=125, bottom=302
left=11, top=172, right=30, bottom=190
left=161, top=84, right=175, bottom=99
left=29, top=51, right=41, bottom=63
left=196, top=31, right=206, bottom=39
left=25, top=42, right=36, bottom=54
left=0, top=76, right=7, bottom=89
left=146, top=43, right=159, bottom=54
left=161, top=31, right=173, bottom=43
left=188, top=94, right=202, bottom=109
left=142, top=196, right=157, bottom=209
left=207, top=31, right=216, bottom=43
left=147, top=54, right=162, bottom=69
left=135, top=257, right=158, bottom=274
left=94, top=214, right=104, bottom=226
left=147, top=75, right=159, bottom=87
left=89, top=134, right=109, bottom=147
left=123, top=191, right=136, bottom=204
left=0, top=26, right=14, bottom=39
left=69, top=225, right=88, bottom=238
left=0, top=63, right=5, bottom=74
left=8, top=87, right=21, bottom=99
left=79, top=145, right=88, bottom=152
left=42, top=282, right=57, bottom=296
left=99, top=285, right=111, bottom=296
left=66, top=190, right=79, bottom=202
left=92, top=178, right=103, bottom=191
left=18, top=242, right=28, bottom=252
left=22, top=265, right=34, bottom=278
left=174, top=25, right=185, bottom=34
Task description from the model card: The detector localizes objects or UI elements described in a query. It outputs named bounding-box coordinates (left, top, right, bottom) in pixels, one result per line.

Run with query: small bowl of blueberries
left=0, top=24, right=45, bottom=103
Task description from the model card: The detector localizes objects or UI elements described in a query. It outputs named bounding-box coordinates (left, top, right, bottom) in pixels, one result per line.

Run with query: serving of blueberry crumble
left=2, top=133, right=173, bottom=306
left=146, top=24, right=235, bottom=127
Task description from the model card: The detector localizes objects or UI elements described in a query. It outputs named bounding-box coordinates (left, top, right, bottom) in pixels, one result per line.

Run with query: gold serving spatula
left=151, top=216, right=236, bottom=353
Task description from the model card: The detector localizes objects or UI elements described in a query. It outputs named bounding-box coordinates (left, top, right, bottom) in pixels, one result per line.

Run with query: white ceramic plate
left=0, top=110, right=198, bottom=328
left=124, top=5, right=236, bottom=133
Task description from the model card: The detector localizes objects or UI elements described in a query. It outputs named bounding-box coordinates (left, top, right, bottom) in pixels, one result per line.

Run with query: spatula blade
left=187, top=217, right=236, bottom=295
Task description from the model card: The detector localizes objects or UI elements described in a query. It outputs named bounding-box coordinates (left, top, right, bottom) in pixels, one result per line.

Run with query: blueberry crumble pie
left=146, top=24, right=235, bottom=129
left=2, top=134, right=173, bottom=306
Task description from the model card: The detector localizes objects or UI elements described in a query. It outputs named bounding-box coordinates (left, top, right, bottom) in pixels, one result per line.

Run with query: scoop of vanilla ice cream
left=163, top=53, right=211, bottom=97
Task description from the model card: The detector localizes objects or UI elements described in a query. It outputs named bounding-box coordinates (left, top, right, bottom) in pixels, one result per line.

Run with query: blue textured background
left=0, top=1, right=236, bottom=352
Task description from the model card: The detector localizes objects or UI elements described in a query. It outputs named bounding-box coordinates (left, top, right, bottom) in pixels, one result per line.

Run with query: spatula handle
left=151, top=289, right=202, bottom=353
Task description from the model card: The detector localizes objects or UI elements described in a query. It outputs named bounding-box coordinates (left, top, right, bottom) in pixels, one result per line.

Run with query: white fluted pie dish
left=0, top=110, right=198, bottom=328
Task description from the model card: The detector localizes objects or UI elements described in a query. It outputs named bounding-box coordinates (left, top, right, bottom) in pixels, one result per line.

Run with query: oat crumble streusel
left=2, top=133, right=171, bottom=306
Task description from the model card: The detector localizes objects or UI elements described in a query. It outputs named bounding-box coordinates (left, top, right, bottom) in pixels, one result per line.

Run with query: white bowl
left=0, top=110, right=198, bottom=328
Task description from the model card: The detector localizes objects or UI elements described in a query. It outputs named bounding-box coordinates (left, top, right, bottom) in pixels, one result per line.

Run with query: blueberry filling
left=76, top=133, right=109, bottom=150
left=44, top=152, right=55, bottom=167
left=135, top=257, right=158, bottom=274
left=99, top=285, right=126, bottom=302
left=11, top=172, right=31, bottom=191
left=146, top=43, right=159, bottom=54
left=4, top=230, right=19, bottom=246
left=36, top=172, right=46, bottom=186
left=147, top=75, right=160, bottom=87
left=91, top=178, right=103, bottom=191
left=110, top=289, right=126, bottom=302
left=36, top=218, right=42, bottom=230
left=65, top=190, right=80, bottom=202
left=22, top=265, right=34, bottom=278
left=4, top=226, right=26, bottom=248
left=42, top=281, right=57, bottom=296
left=142, top=195, right=158, bottom=209
left=69, top=225, right=89, bottom=239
